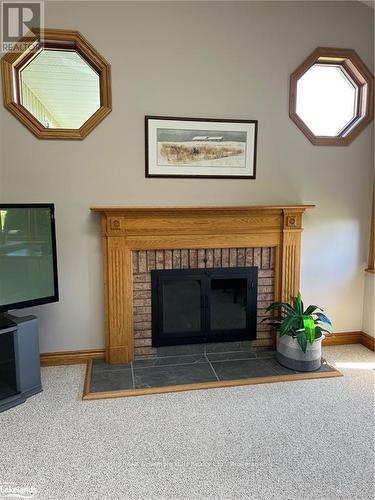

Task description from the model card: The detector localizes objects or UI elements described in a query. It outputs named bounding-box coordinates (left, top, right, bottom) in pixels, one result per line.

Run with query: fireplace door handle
left=201, top=295, right=208, bottom=309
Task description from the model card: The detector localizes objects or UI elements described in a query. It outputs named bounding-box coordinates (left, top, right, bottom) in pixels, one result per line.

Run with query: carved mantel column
left=281, top=209, right=305, bottom=303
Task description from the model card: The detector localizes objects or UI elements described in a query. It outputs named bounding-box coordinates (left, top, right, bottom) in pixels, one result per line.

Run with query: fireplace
left=151, top=267, right=258, bottom=347
left=132, top=247, right=274, bottom=357
left=91, top=205, right=314, bottom=363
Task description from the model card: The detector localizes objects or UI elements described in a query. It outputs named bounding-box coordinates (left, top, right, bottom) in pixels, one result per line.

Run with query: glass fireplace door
left=152, top=272, right=207, bottom=346
left=152, top=267, right=257, bottom=347
left=209, top=277, right=248, bottom=331
left=207, top=268, right=257, bottom=341
left=162, top=278, right=203, bottom=335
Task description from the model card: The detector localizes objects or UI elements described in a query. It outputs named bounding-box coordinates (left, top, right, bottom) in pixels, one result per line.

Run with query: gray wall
left=1, top=1, right=373, bottom=352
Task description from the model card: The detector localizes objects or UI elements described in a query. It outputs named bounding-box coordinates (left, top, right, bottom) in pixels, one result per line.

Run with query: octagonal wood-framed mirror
left=1, top=28, right=111, bottom=139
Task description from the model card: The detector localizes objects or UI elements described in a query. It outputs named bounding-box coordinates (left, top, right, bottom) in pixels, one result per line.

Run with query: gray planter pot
left=276, top=333, right=324, bottom=372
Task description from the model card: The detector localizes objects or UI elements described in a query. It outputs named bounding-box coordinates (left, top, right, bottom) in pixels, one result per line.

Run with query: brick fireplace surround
left=91, top=205, right=313, bottom=364
left=132, top=247, right=275, bottom=357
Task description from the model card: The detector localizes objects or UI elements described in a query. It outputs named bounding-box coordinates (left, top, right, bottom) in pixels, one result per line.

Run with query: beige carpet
left=0, top=345, right=374, bottom=500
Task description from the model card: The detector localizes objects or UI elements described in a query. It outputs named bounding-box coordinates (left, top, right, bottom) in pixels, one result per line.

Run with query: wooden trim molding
left=289, top=47, right=374, bottom=145
left=1, top=28, right=111, bottom=139
left=40, top=349, right=104, bottom=367
left=322, top=331, right=362, bottom=346
left=82, top=359, right=342, bottom=400
left=367, top=182, right=375, bottom=271
left=323, top=331, right=375, bottom=351
left=361, top=332, right=375, bottom=351
left=91, top=205, right=314, bottom=364
left=82, top=359, right=93, bottom=397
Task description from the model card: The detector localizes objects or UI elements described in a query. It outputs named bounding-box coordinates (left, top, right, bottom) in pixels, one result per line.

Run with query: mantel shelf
left=91, top=204, right=315, bottom=214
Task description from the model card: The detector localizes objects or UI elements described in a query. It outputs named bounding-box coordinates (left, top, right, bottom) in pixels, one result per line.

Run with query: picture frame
left=145, top=116, right=258, bottom=179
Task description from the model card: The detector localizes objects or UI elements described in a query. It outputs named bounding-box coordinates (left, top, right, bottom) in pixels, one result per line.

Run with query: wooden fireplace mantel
left=91, top=205, right=314, bottom=364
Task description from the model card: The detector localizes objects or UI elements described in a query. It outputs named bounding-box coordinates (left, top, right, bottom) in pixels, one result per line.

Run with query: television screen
left=0, top=204, right=58, bottom=311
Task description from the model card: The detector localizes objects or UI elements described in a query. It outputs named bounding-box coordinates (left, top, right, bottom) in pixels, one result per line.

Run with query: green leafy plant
left=261, top=292, right=333, bottom=353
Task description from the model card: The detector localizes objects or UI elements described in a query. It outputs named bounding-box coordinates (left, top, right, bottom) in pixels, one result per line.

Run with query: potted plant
left=262, top=292, right=333, bottom=372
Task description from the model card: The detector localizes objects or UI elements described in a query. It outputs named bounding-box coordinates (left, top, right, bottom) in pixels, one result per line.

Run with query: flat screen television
left=0, top=204, right=59, bottom=316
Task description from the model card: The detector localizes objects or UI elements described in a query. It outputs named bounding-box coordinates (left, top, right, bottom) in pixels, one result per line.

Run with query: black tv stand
left=0, top=313, right=17, bottom=329
left=0, top=314, right=42, bottom=412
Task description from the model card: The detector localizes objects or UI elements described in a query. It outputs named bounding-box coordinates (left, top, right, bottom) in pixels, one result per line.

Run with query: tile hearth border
left=82, top=354, right=342, bottom=400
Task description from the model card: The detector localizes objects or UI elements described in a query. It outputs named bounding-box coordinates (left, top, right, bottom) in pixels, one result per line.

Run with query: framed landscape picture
left=145, top=116, right=258, bottom=179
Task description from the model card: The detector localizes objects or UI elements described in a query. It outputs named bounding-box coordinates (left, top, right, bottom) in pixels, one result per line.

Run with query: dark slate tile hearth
left=156, top=344, right=205, bottom=357
left=92, top=359, right=131, bottom=372
left=211, top=358, right=277, bottom=381
left=264, top=357, right=301, bottom=376
left=206, top=351, right=257, bottom=362
left=133, top=354, right=205, bottom=368
left=205, top=341, right=254, bottom=353
left=133, top=362, right=217, bottom=389
left=90, top=368, right=133, bottom=392
left=314, top=359, right=336, bottom=372
left=88, top=346, right=339, bottom=394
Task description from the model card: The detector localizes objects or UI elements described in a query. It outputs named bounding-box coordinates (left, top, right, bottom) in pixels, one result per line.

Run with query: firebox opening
left=151, top=267, right=258, bottom=347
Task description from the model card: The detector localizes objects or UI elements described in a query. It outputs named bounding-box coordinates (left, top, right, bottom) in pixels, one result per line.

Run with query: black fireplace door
left=151, top=267, right=257, bottom=347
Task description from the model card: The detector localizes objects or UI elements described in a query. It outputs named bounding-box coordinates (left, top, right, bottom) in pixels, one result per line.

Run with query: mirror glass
left=20, top=49, right=100, bottom=129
